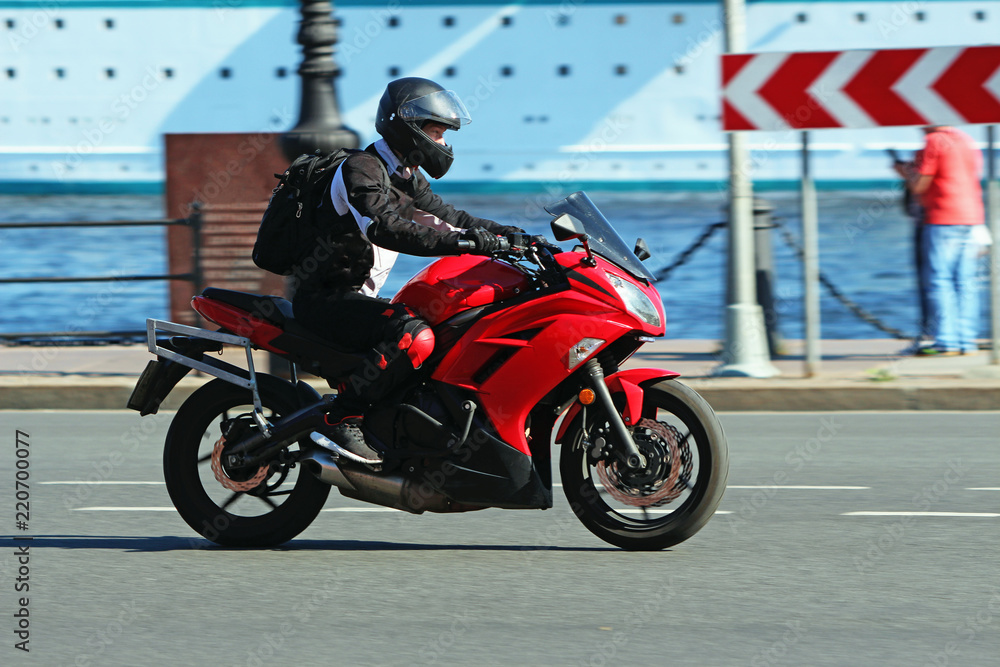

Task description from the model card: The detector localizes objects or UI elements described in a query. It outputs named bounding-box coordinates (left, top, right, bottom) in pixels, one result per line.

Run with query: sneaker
left=314, top=416, right=382, bottom=465
left=914, top=347, right=961, bottom=357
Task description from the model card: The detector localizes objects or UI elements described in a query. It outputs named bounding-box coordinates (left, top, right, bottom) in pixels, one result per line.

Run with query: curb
left=683, top=379, right=1000, bottom=411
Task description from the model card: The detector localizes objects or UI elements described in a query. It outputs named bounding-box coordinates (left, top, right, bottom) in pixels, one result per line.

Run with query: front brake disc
left=595, top=418, right=685, bottom=508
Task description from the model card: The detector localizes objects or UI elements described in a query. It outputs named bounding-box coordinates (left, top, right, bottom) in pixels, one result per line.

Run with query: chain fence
left=771, top=219, right=912, bottom=340
left=0, top=216, right=201, bottom=346
left=3, top=209, right=916, bottom=346
left=654, top=221, right=727, bottom=282
left=653, top=217, right=914, bottom=340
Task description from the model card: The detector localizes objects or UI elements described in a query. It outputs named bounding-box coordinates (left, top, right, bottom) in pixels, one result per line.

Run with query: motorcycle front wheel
left=560, top=379, right=728, bottom=551
left=163, top=376, right=330, bottom=547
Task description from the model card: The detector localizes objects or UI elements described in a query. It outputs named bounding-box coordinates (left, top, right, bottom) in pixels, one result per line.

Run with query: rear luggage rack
left=146, top=318, right=272, bottom=435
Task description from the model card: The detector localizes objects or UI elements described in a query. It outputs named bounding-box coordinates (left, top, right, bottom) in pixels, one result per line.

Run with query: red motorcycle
left=128, top=192, right=728, bottom=551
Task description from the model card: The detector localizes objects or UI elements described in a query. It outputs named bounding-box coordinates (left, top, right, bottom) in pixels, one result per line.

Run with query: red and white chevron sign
left=722, top=46, right=1000, bottom=131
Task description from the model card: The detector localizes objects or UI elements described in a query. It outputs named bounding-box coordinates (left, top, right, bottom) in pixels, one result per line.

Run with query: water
left=0, top=191, right=991, bottom=340
left=0, top=195, right=169, bottom=337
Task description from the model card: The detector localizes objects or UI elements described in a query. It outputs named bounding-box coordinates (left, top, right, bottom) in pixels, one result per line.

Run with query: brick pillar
left=164, top=133, right=288, bottom=325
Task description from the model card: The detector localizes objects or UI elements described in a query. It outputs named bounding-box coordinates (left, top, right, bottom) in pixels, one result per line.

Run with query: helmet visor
left=398, top=90, right=471, bottom=130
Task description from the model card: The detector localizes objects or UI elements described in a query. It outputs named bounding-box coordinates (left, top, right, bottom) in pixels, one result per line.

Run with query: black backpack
left=252, top=148, right=358, bottom=276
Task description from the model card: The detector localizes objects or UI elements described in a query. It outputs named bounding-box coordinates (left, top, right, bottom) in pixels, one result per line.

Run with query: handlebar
left=459, top=232, right=558, bottom=261
left=457, top=235, right=513, bottom=254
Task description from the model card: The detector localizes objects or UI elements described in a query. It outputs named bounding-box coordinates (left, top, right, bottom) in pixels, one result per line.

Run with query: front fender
left=555, top=368, right=680, bottom=443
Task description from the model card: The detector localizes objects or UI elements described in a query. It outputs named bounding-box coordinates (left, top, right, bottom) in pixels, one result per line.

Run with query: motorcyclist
left=292, top=77, right=522, bottom=465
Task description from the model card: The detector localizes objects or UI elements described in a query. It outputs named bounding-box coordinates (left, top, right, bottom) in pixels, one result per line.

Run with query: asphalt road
left=1, top=410, right=998, bottom=667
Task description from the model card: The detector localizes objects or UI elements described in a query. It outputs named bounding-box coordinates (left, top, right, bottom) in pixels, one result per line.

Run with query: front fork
left=583, top=359, right=647, bottom=470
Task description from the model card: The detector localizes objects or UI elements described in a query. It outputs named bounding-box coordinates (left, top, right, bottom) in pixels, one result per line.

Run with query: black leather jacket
left=295, top=144, right=506, bottom=295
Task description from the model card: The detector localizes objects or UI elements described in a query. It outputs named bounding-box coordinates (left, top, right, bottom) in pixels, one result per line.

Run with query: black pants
left=292, top=290, right=430, bottom=410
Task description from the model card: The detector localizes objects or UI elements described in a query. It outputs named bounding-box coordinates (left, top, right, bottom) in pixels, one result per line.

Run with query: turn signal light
left=566, top=337, right=605, bottom=369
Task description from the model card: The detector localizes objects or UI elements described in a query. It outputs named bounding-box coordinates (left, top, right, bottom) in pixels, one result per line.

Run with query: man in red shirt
left=896, top=126, right=985, bottom=355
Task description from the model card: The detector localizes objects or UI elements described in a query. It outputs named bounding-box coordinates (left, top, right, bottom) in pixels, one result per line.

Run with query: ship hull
left=0, top=0, right=996, bottom=191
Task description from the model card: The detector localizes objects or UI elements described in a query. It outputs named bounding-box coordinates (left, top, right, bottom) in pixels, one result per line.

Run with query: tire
left=163, top=375, right=330, bottom=547
left=560, top=379, right=728, bottom=551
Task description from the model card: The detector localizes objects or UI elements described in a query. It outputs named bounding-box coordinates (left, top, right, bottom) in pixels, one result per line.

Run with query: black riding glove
left=492, top=224, right=526, bottom=236
left=463, top=227, right=503, bottom=256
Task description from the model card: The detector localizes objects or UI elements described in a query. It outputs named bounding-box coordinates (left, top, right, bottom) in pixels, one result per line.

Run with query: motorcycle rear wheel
left=560, top=379, right=728, bottom=551
left=163, top=376, right=330, bottom=547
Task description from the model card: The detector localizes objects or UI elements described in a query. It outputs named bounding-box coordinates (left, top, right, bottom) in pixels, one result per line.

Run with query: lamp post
left=281, top=0, right=360, bottom=160
left=275, top=0, right=359, bottom=377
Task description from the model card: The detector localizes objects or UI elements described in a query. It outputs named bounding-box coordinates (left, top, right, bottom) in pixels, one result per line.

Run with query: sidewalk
left=0, top=339, right=998, bottom=411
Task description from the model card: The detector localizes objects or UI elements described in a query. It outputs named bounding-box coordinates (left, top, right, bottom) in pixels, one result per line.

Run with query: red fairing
left=428, top=252, right=669, bottom=455
left=555, top=252, right=666, bottom=337
left=392, top=255, right=530, bottom=325
left=190, top=296, right=284, bottom=353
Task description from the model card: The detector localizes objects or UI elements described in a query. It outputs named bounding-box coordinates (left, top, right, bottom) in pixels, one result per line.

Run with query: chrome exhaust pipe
left=299, top=448, right=356, bottom=490
left=299, top=447, right=451, bottom=514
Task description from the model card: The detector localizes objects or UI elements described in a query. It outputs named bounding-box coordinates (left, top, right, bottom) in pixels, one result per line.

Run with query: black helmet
left=375, top=77, right=471, bottom=179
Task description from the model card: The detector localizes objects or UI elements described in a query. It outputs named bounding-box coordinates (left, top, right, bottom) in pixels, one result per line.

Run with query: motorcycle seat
left=199, top=288, right=363, bottom=358
left=201, top=288, right=293, bottom=326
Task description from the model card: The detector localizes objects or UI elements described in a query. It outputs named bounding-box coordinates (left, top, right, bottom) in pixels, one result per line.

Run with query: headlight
left=605, top=272, right=662, bottom=328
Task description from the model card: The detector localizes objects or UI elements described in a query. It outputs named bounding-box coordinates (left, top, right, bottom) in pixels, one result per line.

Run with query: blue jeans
left=921, top=224, right=980, bottom=352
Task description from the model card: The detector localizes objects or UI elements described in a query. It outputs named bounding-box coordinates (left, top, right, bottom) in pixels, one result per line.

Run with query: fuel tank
left=391, top=256, right=529, bottom=326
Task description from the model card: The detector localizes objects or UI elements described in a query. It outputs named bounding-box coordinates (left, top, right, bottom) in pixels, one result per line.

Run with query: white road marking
left=843, top=511, right=1000, bottom=517
left=75, top=507, right=176, bottom=511
left=51, top=482, right=871, bottom=490
left=70, top=506, right=735, bottom=516
left=72, top=506, right=405, bottom=513
left=321, top=507, right=403, bottom=513
left=967, top=488, right=1000, bottom=491
left=43, top=481, right=163, bottom=485
left=617, top=509, right=732, bottom=515
left=554, top=484, right=869, bottom=490
left=728, top=485, right=869, bottom=490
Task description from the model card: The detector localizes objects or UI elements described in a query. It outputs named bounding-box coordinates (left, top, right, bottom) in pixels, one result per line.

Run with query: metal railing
left=0, top=210, right=202, bottom=345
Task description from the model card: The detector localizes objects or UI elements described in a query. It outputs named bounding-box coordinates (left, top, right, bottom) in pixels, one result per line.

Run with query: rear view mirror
left=551, top=213, right=587, bottom=242
left=634, top=238, right=651, bottom=262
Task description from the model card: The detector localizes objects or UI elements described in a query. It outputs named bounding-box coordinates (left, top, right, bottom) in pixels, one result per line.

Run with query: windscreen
left=545, top=191, right=656, bottom=283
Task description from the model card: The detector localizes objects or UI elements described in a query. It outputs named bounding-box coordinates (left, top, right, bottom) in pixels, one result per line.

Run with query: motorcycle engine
left=395, top=385, right=459, bottom=451
left=364, top=384, right=463, bottom=453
